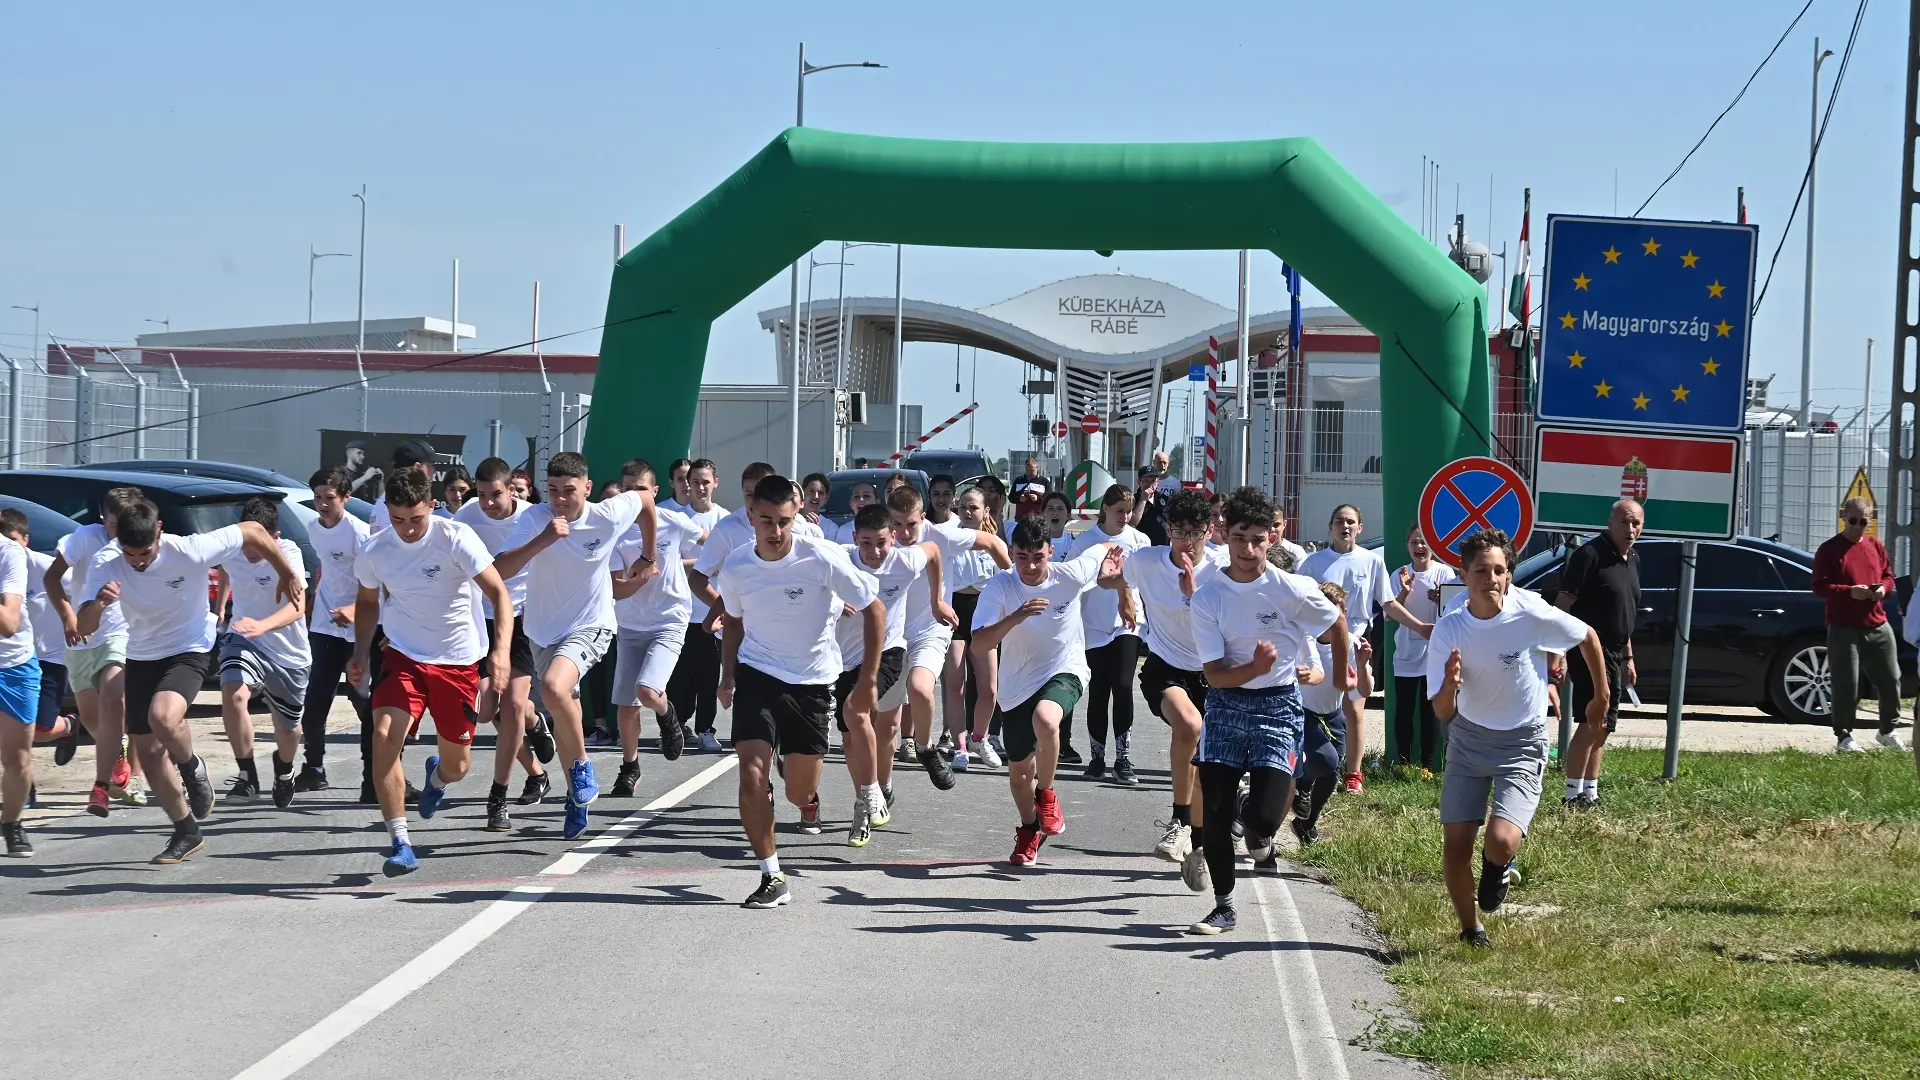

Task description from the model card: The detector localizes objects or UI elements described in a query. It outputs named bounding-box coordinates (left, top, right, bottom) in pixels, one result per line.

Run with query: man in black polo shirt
left=1555, top=497, right=1643, bottom=809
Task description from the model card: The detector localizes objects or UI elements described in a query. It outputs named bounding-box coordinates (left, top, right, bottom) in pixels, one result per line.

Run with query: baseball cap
left=1138, top=464, right=1164, bottom=478
left=392, top=438, right=436, bottom=468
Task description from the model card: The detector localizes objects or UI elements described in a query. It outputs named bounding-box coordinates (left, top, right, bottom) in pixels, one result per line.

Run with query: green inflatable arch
left=589, top=123, right=1492, bottom=567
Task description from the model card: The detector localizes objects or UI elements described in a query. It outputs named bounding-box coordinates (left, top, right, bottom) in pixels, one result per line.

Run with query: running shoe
left=1877, top=731, right=1906, bottom=751
left=1010, top=823, right=1043, bottom=866
left=1113, top=755, right=1138, bottom=786
left=1458, top=927, right=1491, bottom=949
left=563, top=798, right=590, bottom=840
left=987, top=734, right=1006, bottom=759
left=224, top=774, right=259, bottom=803
left=799, top=795, right=822, bottom=834
left=951, top=745, right=970, bottom=772
left=919, top=747, right=956, bottom=791
left=1083, top=754, right=1106, bottom=780
left=1230, top=790, right=1248, bottom=841
left=742, top=872, right=791, bottom=908
left=1188, top=903, right=1236, bottom=935
left=1034, top=787, right=1065, bottom=836
left=118, top=779, right=148, bottom=808
left=86, top=782, right=110, bottom=818
left=970, top=736, right=1002, bottom=769
left=698, top=730, right=723, bottom=754
left=151, top=825, right=205, bottom=865
left=1153, top=819, right=1190, bottom=862
left=525, top=718, right=557, bottom=764
left=935, top=730, right=954, bottom=757
left=1343, top=772, right=1365, bottom=795
left=53, top=717, right=80, bottom=766
left=484, top=792, right=511, bottom=833
left=1836, top=735, right=1864, bottom=753
left=110, top=754, right=131, bottom=790
left=2, top=821, right=30, bottom=858
left=586, top=728, right=616, bottom=749
left=1477, top=859, right=1519, bottom=914
left=1577, top=793, right=1603, bottom=810
left=1290, top=818, right=1318, bottom=846
left=1180, top=844, right=1210, bottom=892
left=1560, top=795, right=1584, bottom=810
left=1246, top=834, right=1277, bottom=866
left=294, top=765, right=329, bottom=792
left=568, top=759, right=599, bottom=805
left=1058, top=744, right=1083, bottom=765
left=417, top=756, right=446, bottom=819
left=898, top=737, right=918, bottom=763
left=383, top=840, right=418, bottom=877
left=182, top=758, right=215, bottom=819
left=658, top=709, right=686, bottom=761
left=609, top=760, right=640, bottom=799
left=1291, top=787, right=1311, bottom=821
left=518, top=771, right=551, bottom=806
left=868, top=791, right=893, bottom=829
left=847, top=802, right=872, bottom=848
left=272, top=772, right=295, bottom=810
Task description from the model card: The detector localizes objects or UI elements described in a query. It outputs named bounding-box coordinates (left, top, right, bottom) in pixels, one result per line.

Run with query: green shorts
left=996, top=673, right=1083, bottom=763
left=67, top=632, right=128, bottom=692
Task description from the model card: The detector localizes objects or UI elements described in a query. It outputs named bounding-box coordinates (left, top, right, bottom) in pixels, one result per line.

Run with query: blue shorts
left=35, top=660, right=69, bottom=730
left=0, top=657, right=44, bottom=727
left=1199, top=683, right=1304, bottom=774
left=1299, top=706, right=1347, bottom=782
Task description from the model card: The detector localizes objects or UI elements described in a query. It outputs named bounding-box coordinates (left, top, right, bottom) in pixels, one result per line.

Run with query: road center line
left=1251, top=870, right=1354, bottom=1080
left=229, top=755, right=739, bottom=1080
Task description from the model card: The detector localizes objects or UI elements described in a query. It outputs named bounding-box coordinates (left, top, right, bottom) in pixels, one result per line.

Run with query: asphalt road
left=2, top=693, right=1422, bottom=1080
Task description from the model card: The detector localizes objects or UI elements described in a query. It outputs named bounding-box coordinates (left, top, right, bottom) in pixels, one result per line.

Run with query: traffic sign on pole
left=1080, top=413, right=1101, bottom=435
left=1051, top=420, right=1068, bottom=439
left=1418, top=457, right=1534, bottom=568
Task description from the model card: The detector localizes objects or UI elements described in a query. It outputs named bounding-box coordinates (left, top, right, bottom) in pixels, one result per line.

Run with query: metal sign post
left=1664, top=542, right=1697, bottom=780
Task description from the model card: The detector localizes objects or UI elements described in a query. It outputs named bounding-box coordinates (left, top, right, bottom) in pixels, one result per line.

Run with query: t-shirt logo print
left=421, top=563, right=444, bottom=581
left=1499, top=650, right=1524, bottom=668
left=253, top=574, right=272, bottom=589
left=783, top=586, right=805, bottom=604
left=582, top=537, right=604, bottom=555
left=164, top=575, right=187, bottom=590
left=1255, top=609, right=1281, bottom=628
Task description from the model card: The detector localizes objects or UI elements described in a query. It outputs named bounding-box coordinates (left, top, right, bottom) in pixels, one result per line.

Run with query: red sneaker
left=1010, top=824, right=1043, bottom=866
left=110, top=755, right=132, bottom=790
left=87, top=782, right=111, bottom=818
left=1034, top=788, right=1065, bottom=836
left=1343, top=772, right=1364, bottom=795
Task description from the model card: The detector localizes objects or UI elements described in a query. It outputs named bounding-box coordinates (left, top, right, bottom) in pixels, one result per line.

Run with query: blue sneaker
left=383, top=841, right=418, bottom=877
left=563, top=798, right=590, bottom=840
left=568, top=759, right=598, bottom=806
left=418, top=756, right=445, bottom=819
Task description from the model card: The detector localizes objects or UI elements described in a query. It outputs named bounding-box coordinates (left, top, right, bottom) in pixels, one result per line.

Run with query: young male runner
left=79, top=501, right=302, bottom=864
left=0, top=513, right=42, bottom=857
left=1429, top=528, right=1606, bottom=947
left=213, top=498, right=312, bottom=809
left=607, top=459, right=701, bottom=798
left=665, top=458, right=729, bottom=752
left=716, top=474, right=883, bottom=908
left=453, top=456, right=552, bottom=830
left=969, top=518, right=1129, bottom=867
left=688, top=462, right=823, bottom=637
left=46, top=486, right=143, bottom=815
left=297, top=469, right=378, bottom=798
left=349, top=470, right=514, bottom=875
left=1186, top=488, right=1346, bottom=935
left=1066, top=484, right=1151, bottom=783
left=1293, top=583, right=1373, bottom=846
left=491, top=452, right=657, bottom=839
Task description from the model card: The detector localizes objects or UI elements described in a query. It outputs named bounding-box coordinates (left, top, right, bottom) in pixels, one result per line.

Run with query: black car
left=819, top=468, right=932, bottom=527
left=0, top=469, right=313, bottom=572
left=1514, top=535, right=1917, bottom=725
left=898, top=450, right=993, bottom=486
left=74, top=459, right=375, bottom=523
left=0, top=494, right=79, bottom=554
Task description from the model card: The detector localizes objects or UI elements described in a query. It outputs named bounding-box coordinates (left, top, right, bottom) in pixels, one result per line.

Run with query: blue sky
left=1, top=1, right=1906, bottom=460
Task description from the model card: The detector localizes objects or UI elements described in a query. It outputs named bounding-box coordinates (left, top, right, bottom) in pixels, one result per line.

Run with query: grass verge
left=1295, top=747, right=1920, bottom=1079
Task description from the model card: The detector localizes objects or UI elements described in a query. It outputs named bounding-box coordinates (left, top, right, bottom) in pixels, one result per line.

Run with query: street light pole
left=352, top=185, right=369, bottom=431
left=143, top=317, right=169, bottom=336
left=309, top=246, right=350, bottom=323
left=1799, top=37, right=1835, bottom=430
left=892, top=243, right=904, bottom=456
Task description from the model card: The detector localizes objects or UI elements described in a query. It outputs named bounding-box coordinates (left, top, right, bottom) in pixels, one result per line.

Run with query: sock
left=426, top=764, right=447, bottom=791
left=1214, top=890, right=1235, bottom=910
left=621, top=755, right=639, bottom=768
left=1115, top=732, right=1131, bottom=758
left=1585, top=778, right=1600, bottom=797
left=1172, top=803, right=1191, bottom=826
left=236, top=755, right=258, bottom=783
left=860, top=782, right=882, bottom=807
left=272, top=752, right=293, bottom=778
left=489, top=782, right=508, bottom=802
left=1090, top=740, right=1106, bottom=761
left=171, top=814, right=198, bottom=835
left=1564, top=778, right=1583, bottom=800
left=386, top=817, right=411, bottom=846
left=759, top=854, right=781, bottom=876
left=1482, top=855, right=1506, bottom=883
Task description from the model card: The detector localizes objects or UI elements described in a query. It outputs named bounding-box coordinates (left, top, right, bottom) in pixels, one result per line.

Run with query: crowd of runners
left=0, top=441, right=1623, bottom=947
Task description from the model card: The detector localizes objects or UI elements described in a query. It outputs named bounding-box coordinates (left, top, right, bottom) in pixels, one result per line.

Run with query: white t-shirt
left=1298, top=545, right=1393, bottom=635
left=1189, top=565, right=1341, bottom=691
left=0, top=541, right=38, bottom=670
left=307, top=513, right=370, bottom=641
left=898, top=518, right=976, bottom=641
left=1424, top=587, right=1590, bottom=731
left=1392, top=561, right=1460, bottom=678
left=1065, top=523, right=1151, bottom=648
left=613, top=507, right=703, bottom=634
left=58, top=524, right=125, bottom=639
left=1299, top=638, right=1364, bottom=715
left=84, top=525, right=251, bottom=661
left=453, top=498, right=532, bottom=616
left=1123, top=546, right=1223, bottom=673
left=675, top=502, right=729, bottom=622
left=24, top=548, right=65, bottom=664
left=218, top=538, right=311, bottom=670
left=694, top=507, right=823, bottom=584
left=970, top=545, right=1109, bottom=706
left=718, top=535, right=879, bottom=685
left=659, top=497, right=687, bottom=515
left=502, top=490, right=646, bottom=647
left=834, top=542, right=929, bottom=668
left=354, top=516, right=493, bottom=666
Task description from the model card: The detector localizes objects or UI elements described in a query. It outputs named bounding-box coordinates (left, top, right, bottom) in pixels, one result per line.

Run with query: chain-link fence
left=0, top=367, right=195, bottom=467
left=1743, top=408, right=1891, bottom=552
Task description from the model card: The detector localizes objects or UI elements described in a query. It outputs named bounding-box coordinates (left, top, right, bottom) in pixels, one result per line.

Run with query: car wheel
left=1770, top=636, right=1831, bottom=725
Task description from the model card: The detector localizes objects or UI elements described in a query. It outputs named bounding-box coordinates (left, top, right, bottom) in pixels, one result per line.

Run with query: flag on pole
left=1510, top=188, right=1535, bottom=411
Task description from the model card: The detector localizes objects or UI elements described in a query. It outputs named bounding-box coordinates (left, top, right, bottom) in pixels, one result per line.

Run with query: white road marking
left=1251, top=870, right=1354, bottom=1080
left=229, top=756, right=739, bottom=1080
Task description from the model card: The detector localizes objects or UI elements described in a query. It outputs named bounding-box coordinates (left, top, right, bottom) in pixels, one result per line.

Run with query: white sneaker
left=951, top=746, right=970, bottom=772
left=1180, top=843, right=1210, bottom=892
left=898, top=738, right=918, bottom=763
left=970, top=736, right=1002, bottom=770
left=988, top=734, right=1006, bottom=758
left=1836, top=735, right=1865, bottom=753
left=1876, top=731, right=1906, bottom=751
left=1153, top=819, right=1190, bottom=862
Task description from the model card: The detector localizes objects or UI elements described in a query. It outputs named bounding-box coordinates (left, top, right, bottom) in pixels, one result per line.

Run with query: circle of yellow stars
left=1559, top=233, right=1733, bottom=410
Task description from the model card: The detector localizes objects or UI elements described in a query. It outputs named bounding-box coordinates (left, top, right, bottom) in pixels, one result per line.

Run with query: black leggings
left=1198, top=762, right=1293, bottom=898
left=299, top=632, right=372, bottom=774
left=1084, top=635, right=1140, bottom=751
left=666, top=622, right=720, bottom=734
left=1392, top=676, right=1439, bottom=768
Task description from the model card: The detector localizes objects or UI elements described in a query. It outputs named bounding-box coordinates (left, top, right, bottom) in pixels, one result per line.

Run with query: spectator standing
left=1811, top=498, right=1907, bottom=753
left=1554, top=498, right=1643, bottom=807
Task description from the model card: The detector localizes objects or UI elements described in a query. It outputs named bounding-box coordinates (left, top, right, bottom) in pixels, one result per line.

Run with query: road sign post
left=1051, top=420, right=1068, bottom=440
left=1080, top=413, right=1101, bottom=435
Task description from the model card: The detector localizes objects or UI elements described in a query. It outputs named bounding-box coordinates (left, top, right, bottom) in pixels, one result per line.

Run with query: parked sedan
left=74, top=459, right=374, bottom=522
left=0, top=494, right=79, bottom=554
left=1514, top=535, right=1916, bottom=725
left=819, top=468, right=932, bottom=528
left=0, top=468, right=315, bottom=574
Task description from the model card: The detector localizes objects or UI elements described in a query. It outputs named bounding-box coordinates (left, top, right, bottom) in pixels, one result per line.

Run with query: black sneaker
left=2, top=821, right=30, bottom=858
left=658, top=708, right=686, bottom=761
left=1459, top=927, right=1491, bottom=949
left=224, top=774, right=258, bottom=802
left=1578, top=793, right=1603, bottom=810
left=484, top=792, right=511, bottom=833
left=272, top=773, right=295, bottom=809
left=918, top=747, right=956, bottom=791
left=525, top=718, right=557, bottom=765
left=1291, top=818, right=1318, bottom=846
left=1058, top=744, right=1084, bottom=765
left=53, top=723, right=79, bottom=766
left=1083, top=754, right=1107, bottom=780
left=741, top=872, right=791, bottom=909
left=1477, top=859, right=1518, bottom=914
left=935, top=731, right=954, bottom=758
left=293, top=765, right=329, bottom=792
left=151, top=825, right=205, bottom=865
left=609, top=760, right=640, bottom=799
left=358, top=780, right=377, bottom=804
left=1230, top=790, right=1248, bottom=841
left=1292, top=787, right=1311, bottom=821
left=1113, top=755, right=1138, bottom=786
left=1561, top=796, right=1583, bottom=809
left=517, top=772, right=551, bottom=806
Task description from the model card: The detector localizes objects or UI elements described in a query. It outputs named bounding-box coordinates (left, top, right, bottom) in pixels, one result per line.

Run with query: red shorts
left=372, top=646, right=481, bottom=744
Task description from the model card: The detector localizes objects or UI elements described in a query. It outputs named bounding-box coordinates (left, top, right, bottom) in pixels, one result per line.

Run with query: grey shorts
left=612, top=624, right=686, bottom=706
left=533, top=627, right=615, bottom=698
left=1439, top=715, right=1549, bottom=833
left=218, top=632, right=311, bottom=731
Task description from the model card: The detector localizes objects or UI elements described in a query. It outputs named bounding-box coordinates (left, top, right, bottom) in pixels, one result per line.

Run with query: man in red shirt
left=1810, top=498, right=1907, bottom=753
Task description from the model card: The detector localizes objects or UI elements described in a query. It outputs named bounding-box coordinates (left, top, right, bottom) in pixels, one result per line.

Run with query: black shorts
left=732, top=663, right=834, bottom=757
left=1568, top=646, right=1626, bottom=733
left=951, top=591, right=980, bottom=643
left=833, top=646, right=904, bottom=731
left=1139, top=650, right=1207, bottom=721
left=482, top=617, right=536, bottom=679
left=124, top=651, right=213, bottom=735
left=35, top=660, right=69, bottom=730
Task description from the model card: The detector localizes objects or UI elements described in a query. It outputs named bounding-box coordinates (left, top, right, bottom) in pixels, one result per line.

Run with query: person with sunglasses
left=1813, top=498, right=1907, bottom=753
